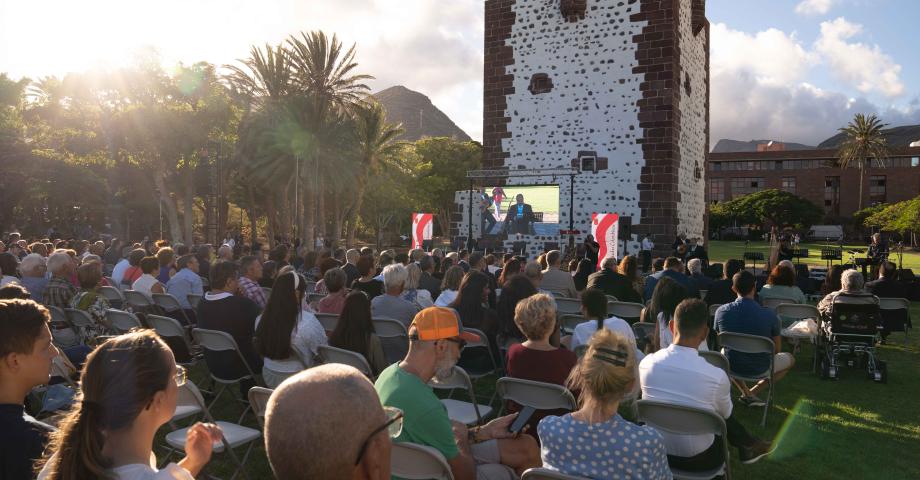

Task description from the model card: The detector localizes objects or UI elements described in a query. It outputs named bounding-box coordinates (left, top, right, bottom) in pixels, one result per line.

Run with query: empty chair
left=372, top=318, right=410, bottom=365
left=187, top=293, right=202, bottom=309
left=554, top=298, right=582, bottom=317
left=98, top=286, right=124, bottom=308
left=637, top=399, right=731, bottom=480
left=390, top=442, right=454, bottom=480
left=148, top=314, right=198, bottom=365
left=457, top=327, right=498, bottom=380
left=429, top=366, right=492, bottom=426
left=315, top=313, right=339, bottom=332
left=878, top=297, right=912, bottom=344
left=247, top=386, right=274, bottom=429
left=318, top=345, right=373, bottom=378
left=170, top=379, right=203, bottom=425
left=104, top=309, right=143, bottom=334
left=122, top=290, right=153, bottom=310
left=609, top=301, right=645, bottom=324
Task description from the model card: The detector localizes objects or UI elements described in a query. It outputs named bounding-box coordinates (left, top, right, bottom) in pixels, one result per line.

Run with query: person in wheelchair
left=817, top=269, right=878, bottom=322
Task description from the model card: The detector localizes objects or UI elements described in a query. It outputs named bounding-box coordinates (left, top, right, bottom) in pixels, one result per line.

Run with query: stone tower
left=482, top=0, right=709, bottom=256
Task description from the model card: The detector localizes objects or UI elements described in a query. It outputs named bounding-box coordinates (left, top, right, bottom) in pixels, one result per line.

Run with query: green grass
left=708, top=239, right=920, bottom=271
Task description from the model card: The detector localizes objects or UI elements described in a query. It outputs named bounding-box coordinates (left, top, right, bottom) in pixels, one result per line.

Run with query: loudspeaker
left=512, top=241, right=528, bottom=256
left=618, top=216, right=632, bottom=239
left=543, top=242, right=560, bottom=252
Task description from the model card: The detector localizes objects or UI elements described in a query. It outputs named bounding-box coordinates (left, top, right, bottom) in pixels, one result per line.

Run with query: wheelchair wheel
left=874, top=361, right=888, bottom=384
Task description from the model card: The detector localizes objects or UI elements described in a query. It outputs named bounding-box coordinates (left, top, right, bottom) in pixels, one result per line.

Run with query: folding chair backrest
left=262, top=287, right=273, bottom=301
left=153, top=293, right=183, bottom=312
left=373, top=318, right=410, bottom=365
left=315, top=313, right=339, bottom=332
left=699, top=351, right=730, bottom=376
left=104, top=309, right=142, bottom=334
left=761, top=297, right=796, bottom=311
left=372, top=318, right=409, bottom=338
left=47, top=306, right=68, bottom=325
left=609, top=301, right=644, bottom=322
left=548, top=290, right=570, bottom=299
left=148, top=314, right=194, bottom=363
left=605, top=295, right=619, bottom=302
left=187, top=294, right=202, bottom=309
left=717, top=332, right=774, bottom=355
left=179, top=380, right=211, bottom=421
left=637, top=400, right=728, bottom=473
left=318, top=345, right=373, bottom=377
left=428, top=365, right=474, bottom=392
left=99, top=286, right=124, bottom=305
left=878, top=297, right=910, bottom=311
left=709, top=304, right=722, bottom=317
left=496, top=377, right=577, bottom=411
left=390, top=442, right=454, bottom=480
left=830, top=298, right=881, bottom=334
left=774, top=304, right=820, bottom=321
left=522, top=468, right=591, bottom=480
left=248, top=386, right=273, bottom=428
left=559, top=314, right=585, bottom=334
left=123, top=290, right=152, bottom=308
left=193, top=328, right=258, bottom=382
left=193, top=328, right=240, bottom=352
left=64, top=308, right=96, bottom=329
left=555, top=298, right=582, bottom=315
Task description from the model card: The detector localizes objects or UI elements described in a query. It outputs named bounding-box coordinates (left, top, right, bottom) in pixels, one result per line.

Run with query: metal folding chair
left=555, top=297, right=583, bottom=317
left=637, top=399, right=731, bottom=480
left=153, top=293, right=193, bottom=325
left=718, top=332, right=775, bottom=426
left=609, top=301, right=645, bottom=324
left=104, top=308, right=143, bottom=334
left=187, top=294, right=202, bottom=310
left=247, top=386, right=274, bottom=429
left=522, top=468, right=591, bottom=480
left=372, top=318, right=410, bottom=364
left=495, top=377, right=577, bottom=414
left=559, top=314, right=586, bottom=335
left=315, top=313, right=339, bottom=332
left=192, top=328, right=262, bottom=414
left=148, top=314, right=199, bottom=366
left=878, top=297, right=911, bottom=345
left=98, top=286, right=124, bottom=308
left=318, top=345, right=374, bottom=378
left=123, top=290, right=154, bottom=310
left=390, top=442, right=454, bottom=480
left=761, top=297, right=798, bottom=312
left=699, top=350, right=730, bottom=376
left=429, top=366, right=493, bottom=426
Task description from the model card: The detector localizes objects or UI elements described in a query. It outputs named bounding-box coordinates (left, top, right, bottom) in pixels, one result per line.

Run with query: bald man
left=265, top=364, right=393, bottom=480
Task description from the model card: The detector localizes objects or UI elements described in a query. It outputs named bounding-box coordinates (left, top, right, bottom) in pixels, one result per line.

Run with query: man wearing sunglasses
left=375, top=307, right=540, bottom=479
left=265, top=363, right=395, bottom=480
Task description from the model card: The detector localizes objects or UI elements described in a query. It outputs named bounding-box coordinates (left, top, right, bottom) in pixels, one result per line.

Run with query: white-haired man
left=817, top=269, right=878, bottom=319
left=371, top=264, right=420, bottom=327
left=18, top=254, right=48, bottom=303
left=343, top=248, right=361, bottom=287
left=42, top=252, right=77, bottom=309
left=687, top=258, right=712, bottom=292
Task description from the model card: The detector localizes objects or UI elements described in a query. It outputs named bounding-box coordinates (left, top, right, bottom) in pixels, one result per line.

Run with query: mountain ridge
left=371, top=85, right=472, bottom=142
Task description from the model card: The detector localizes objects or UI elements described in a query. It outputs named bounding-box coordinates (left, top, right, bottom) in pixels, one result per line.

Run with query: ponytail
left=40, top=401, right=110, bottom=479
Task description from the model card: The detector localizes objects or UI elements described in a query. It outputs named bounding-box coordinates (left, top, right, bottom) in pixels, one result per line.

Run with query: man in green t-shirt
left=375, top=307, right=540, bottom=480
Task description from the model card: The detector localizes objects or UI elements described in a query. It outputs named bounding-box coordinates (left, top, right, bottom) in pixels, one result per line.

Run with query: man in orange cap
left=375, top=307, right=540, bottom=479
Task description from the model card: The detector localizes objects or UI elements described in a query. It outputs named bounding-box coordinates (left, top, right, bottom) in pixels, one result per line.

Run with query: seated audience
left=260, top=260, right=279, bottom=288
left=758, top=264, right=806, bottom=304
left=0, top=252, right=18, bottom=287
left=418, top=255, right=441, bottom=300
left=865, top=261, right=905, bottom=299
left=318, top=267, right=349, bottom=315
left=434, top=264, right=465, bottom=308
left=539, top=250, right=578, bottom=298
left=496, top=275, right=538, bottom=343
left=539, top=329, right=671, bottom=479
left=644, top=257, right=699, bottom=302
left=523, top=261, right=544, bottom=290
left=237, top=255, right=267, bottom=309
left=254, top=272, right=327, bottom=388
left=342, top=248, right=361, bottom=287
left=194, top=245, right=212, bottom=281
left=70, top=263, right=112, bottom=336
left=618, top=255, right=643, bottom=298
left=352, top=256, right=384, bottom=300
left=371, top=264, right=419, bottom=327
left=375, top=307, right=540, bottom=479
left=704, top=259, right=745, bottom=307
left=401, top=263, right=434, bottom=309
left=197, top=261, right=263, bottom=374
left=497, top=258, right=522, bottom=288
left=505, top=294, right=576, bottom=436
left=572, top=288, right=640, bottom=357
left=265, top=364, right=393, bottom=480
left=155, top=247, right=177, bottom=284
left=131, top=256, right=165, bottom=301
left=43, top=252, right=77, bottom=309
left=450, top=270, right=499, bottom=342
left=586, top=257, right=643, bottom=304
left=640, top=299, right=773, bottom=468
left=165, top=254, right=204, bottom=314
left=646, top=277, right=704, bottom=351
left=0, top=284, right=31, bottom=300
left=0, top=300, right=57, bottom=478
left=18, top=254, right=48, bottom=303
left=329, top=291, right=388, bottom=375
left=715, top=271, right=795, bottom=405
left=37, top=331, right=223, bottom=479
left=817, top=268, right=879, bottom=318
left=687, top=258, right=713, bottom=292
left=313, top=257, right=341, bottom=296
left=820, top=264, right=845, bottom=296
left=120, top=249, right=147, bottom=288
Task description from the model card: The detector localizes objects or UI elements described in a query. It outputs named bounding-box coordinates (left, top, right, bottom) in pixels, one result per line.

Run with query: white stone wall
left=499, top=0, right=647, bottom=256
left=676, top=0, right=708, bottom=241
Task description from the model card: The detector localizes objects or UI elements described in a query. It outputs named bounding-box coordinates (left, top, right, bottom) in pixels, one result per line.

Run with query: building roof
left=708, top=146, right=920, bottom=162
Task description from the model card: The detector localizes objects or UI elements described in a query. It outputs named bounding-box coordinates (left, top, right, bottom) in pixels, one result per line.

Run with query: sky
left=1, top=0, right=918, bottom=147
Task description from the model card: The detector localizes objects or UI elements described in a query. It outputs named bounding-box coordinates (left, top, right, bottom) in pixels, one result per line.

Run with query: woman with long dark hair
left=497, top=258, right=522, bottom=288
left=572, top=258, right=594, bottom=292
left=450, top=270, right=499, bottom=342
left=643, top=277, right=703, bottom=351
left=254, top=271, right=328, bottom=388
left=496, top=274, right=538, bottom=342
left=38, top=331, right=222, bottom=479
left=328, top=291, right=388, bottom=375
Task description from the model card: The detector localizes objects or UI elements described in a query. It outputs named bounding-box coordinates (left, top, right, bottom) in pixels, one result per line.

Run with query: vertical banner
left=412, top=213, right=433, bottom=249
left=591, top=213, right=620, bottom=269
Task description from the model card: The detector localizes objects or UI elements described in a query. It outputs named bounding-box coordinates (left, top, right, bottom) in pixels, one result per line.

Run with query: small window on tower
left=528, top=73, right=553, bottom=95
left=560, top=0, right=587, bottom=22
left=684, top=73, right=692, bottom=96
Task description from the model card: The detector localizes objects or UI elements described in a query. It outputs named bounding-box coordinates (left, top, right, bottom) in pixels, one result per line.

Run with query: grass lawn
left=708, top=239, right=920, bottom=271
left=168, top=243, right=920, bottom=479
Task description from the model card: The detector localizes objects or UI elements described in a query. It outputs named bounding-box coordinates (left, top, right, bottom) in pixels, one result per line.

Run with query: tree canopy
left=711, top=189, right=823, bottom=231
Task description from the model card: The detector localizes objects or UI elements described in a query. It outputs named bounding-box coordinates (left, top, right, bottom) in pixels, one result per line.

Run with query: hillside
left=817, top=124, right=920, bottom=149
left=711, top=139, right=815, bottom=153
left=371, top=85, right=472, bottom=142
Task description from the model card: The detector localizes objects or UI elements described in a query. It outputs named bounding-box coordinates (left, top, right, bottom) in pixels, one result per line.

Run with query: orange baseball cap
left=409, top=307, right=480, bottom=343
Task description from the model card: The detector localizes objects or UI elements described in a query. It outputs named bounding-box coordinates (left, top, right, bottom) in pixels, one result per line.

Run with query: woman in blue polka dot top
left=538, top=329, right=672, bottom=479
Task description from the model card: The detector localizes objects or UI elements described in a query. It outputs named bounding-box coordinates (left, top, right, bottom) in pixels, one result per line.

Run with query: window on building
left=912, top=157, right=919, bottom=167
left=711, top=162, right=722, bottom=171
left=730, top=177, right=764, bottom=199
left=782, top=177, right=796, bottom=194
left=824, top=176, right=840, bottom=215
left=709, top=178, right=724, bottom=203
left=869, top=175, right=887, bottom=205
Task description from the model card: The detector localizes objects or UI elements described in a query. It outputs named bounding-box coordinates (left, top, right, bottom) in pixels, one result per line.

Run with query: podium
left=743, top=252, right=765, bottom=272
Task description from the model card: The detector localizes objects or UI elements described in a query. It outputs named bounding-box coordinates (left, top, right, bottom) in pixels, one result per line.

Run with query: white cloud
left=815, top=17, right=904, bottom=97
left=795, top=0, right=836, bottom=16
left=710, top=23, right=814, bottom=86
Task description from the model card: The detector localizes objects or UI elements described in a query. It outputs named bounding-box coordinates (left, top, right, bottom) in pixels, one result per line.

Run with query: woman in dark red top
left=505, top=293, right=577, bottom=440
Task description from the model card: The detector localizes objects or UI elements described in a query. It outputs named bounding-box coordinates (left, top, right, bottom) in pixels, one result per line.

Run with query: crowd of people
left=0, top=230, right=897, bottom=479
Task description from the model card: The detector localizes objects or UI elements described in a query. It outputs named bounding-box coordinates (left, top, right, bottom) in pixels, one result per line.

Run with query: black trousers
left=666, top=413, right=756, bottom=471
left=481, top=211, right=497, bottom=235
left=640, top=250, right=652, bottom=272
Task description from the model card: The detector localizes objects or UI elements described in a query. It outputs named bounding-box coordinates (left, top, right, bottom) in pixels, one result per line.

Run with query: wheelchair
left=816, top=294, right=888, bottom=383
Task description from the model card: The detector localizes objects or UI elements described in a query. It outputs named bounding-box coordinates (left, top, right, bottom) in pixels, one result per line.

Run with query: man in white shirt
left=639, top=298, right=772, bottom=470
left=640, top=234, right=655, bottom=273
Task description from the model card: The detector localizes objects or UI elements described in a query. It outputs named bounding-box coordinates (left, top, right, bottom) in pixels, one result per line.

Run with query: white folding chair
left=761, top=297, right=797, bottom=311
left=390, top=442, right=454, bottom=480
left=608, top=301, right=645, bottom=323
left=459, top=327, right=498, bottom=380
left=372, top=318, right=410, bottom=364
left=170, top=379, right=203, bottom=425
left=555, top=297, right=582, bottom=317
left=878, top=297, right=911, bottom=345
left=605, top=295, right=619, bottom=303
left=718, top=332, right=775, bottom=427
left=46, top=306, right=80, bottom=348
left=164, top=380, right=261, bottom=480
left=775, top=303, right=820, bottom=358
left=637, top=399, right=731, bottom=480
left=315, top=313, right=339, bottom=332
left=147, top=314, right=199, bottom=366
left=522, top=468, right=591, bottom=480
left=318, top=345, right=374, bottom=378
left=153, top=293, right=192, bottom=325
left=98, top=286, right=124, bottom=308
left=429, top=366, right=492, bottom=426
left=247, top=386, right=274, bottom=429
left=104, top=309, right=142, bottom=334
left=559, top=314, right=586, bottom=335
left=192, top=328, right=262, bottom=413
left=699, top=350, right=730, bottom=376
left=123, top=290, right=153, bottom=310
left=187, top=294, right=202, bottom=309
left=496, top=377, right=577, bottom=415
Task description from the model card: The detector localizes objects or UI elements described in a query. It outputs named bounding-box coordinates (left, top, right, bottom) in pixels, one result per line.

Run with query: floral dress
left=69, top=289, right=113, bottom=343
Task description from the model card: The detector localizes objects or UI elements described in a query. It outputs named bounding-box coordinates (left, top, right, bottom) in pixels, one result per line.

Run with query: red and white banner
left=412, top=213, right=433, bottom=249
left=591, top=213, right=619, bottom=269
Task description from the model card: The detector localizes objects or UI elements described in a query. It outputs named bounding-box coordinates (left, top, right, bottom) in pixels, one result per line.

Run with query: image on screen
left=482, top=185, right=560, bottom=236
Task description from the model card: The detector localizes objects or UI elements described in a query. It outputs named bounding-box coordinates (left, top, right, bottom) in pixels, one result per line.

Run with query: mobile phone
left=508, top=406, right=536, bottom=434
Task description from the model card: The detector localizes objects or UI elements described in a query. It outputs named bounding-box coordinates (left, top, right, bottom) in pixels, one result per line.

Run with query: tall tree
left=836, top=113, right=890, bottom=211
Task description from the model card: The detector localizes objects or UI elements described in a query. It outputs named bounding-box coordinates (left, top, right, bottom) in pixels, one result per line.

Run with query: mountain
left=711, top=139, right=815, bottom=153
left=817, top=124, right=920, bottom=149
left=371, top=85, right=472, bottom=142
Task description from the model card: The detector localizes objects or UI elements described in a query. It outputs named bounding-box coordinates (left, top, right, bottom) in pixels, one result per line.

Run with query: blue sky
left=1, top=0, right=917, bottom=146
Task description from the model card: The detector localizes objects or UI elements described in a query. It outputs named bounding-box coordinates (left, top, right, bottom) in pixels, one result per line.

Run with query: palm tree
left=836, top=113, right=890, bottom=211
left=347, top=100, right=405, bottom=246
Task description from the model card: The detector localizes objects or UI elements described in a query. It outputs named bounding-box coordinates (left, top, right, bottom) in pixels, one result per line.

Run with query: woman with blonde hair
left=434, top=265, right=464, bottom=307
left=538, top=329, right=670, bottom=479
left=401, top=263, right=434, bottom=308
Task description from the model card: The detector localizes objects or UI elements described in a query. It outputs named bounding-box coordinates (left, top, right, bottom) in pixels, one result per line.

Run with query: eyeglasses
left=444, top=337, right=467, bottom=350
left=354, top=406, right=403, bottom=465
left=174, top=365, right=187, bottom=387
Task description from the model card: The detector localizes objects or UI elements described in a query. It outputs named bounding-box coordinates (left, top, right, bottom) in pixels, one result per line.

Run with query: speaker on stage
left=543, top=242, right=559, bottom=252
left=618, top=216, right=632, bottom=239
left=512, top=241, right=528, bottom=256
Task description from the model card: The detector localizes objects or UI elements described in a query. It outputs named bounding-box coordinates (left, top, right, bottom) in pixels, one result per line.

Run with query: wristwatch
left=468, top=426, right=485, bottom=444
